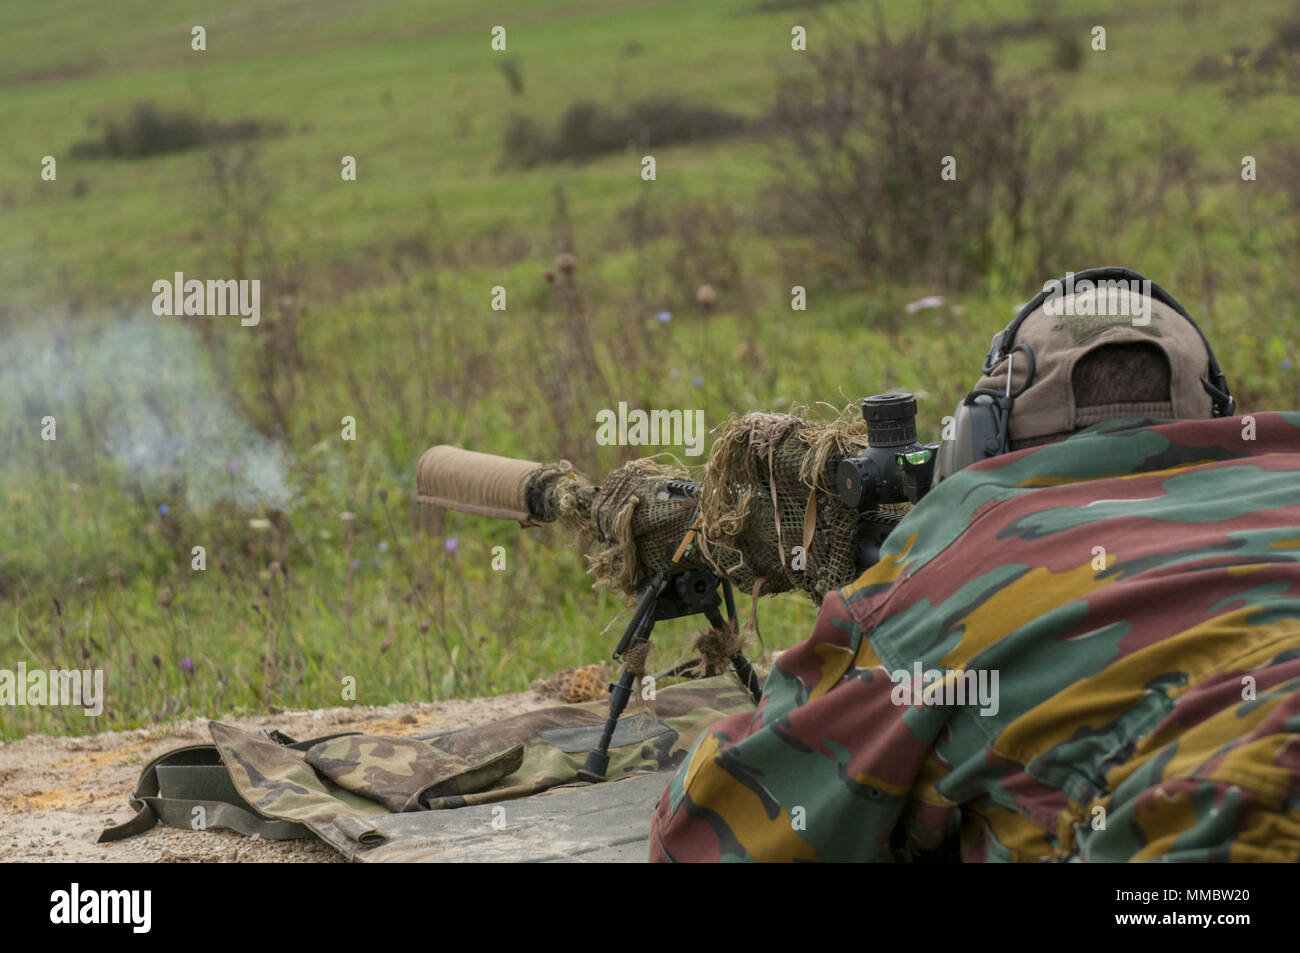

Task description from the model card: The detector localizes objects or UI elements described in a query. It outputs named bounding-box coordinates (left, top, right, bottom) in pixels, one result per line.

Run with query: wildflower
left=228, top=458, right=244, bottom=474
left=158, top=503, right=169, bottom=516
left=656, top=311, right=672, bottom=324
left=445, top=537, right=459, bottom=553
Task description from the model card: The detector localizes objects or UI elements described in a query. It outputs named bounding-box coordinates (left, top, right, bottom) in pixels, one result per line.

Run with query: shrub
left=501, top=98, right=749, bottom=166
left=767, top=17, right=1094, bottom=290
left=1054, top=31, right=1085, bottom=71
left=70, top=102, right=284, bottom=159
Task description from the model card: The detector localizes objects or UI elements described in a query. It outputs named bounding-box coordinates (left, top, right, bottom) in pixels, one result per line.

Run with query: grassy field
left=2, top=0, right=1299, bottom=737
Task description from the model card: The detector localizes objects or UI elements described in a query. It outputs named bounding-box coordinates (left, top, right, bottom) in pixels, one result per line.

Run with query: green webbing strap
left=98, top=731, right=362, bottom=844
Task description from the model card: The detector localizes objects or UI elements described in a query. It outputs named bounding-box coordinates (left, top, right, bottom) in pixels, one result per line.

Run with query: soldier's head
left=933, top=267, right=1235, bottom=483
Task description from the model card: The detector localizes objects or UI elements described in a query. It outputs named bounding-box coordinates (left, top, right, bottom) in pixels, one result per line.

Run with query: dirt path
left=0, top=692, right=552, bottom=863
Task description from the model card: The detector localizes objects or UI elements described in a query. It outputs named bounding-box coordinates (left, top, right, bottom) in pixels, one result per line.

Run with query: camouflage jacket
left=650, top=414, right=1300, bottom=862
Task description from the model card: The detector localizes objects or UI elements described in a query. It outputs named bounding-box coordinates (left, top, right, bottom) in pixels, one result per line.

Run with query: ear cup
left=968, top=394, right=1007, bottom=459
left=932, top=396, right=1006, bottom=486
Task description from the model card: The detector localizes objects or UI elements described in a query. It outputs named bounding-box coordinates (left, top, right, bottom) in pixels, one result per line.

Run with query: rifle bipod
left=577, top=570, right=763, bottom=783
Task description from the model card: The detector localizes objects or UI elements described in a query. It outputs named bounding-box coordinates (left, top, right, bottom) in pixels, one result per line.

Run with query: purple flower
left=180, top=656, right=194, bottom=677
left=228, top=458, right=245, bottom=474
left=656, top=311, right=672, bottom=324
left=444, top=537, right=459, bottom=553
left=158, top=503, right=169, bottom=516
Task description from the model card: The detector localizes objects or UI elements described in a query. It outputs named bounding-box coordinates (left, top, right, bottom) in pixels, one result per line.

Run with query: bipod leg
left=731, top=652, right=763, bottom=704
left=576, top=665, right=640, bottom=783
left=578, top=575, right=667, bottom=783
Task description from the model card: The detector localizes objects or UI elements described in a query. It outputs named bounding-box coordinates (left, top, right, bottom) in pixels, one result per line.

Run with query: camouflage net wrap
left=695, top=404, right=874, bottom=601
left=534, top=405, right=878, bottom=604
left=526, top=462, right=592, bottom=525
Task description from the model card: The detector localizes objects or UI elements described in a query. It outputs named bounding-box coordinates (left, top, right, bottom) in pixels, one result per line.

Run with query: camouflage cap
left=971, top=275, right=1218, bottom=443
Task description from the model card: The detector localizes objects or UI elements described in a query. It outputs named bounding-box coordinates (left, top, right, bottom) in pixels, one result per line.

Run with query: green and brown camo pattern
left=211, top=676, right=753, bottom=834
left=212, top=722, right=391, bottom=830
left=651, top=413, right=1300, bottom=862
left=419, top=676, right=754, bottom=809
left=305, top=735, right=525, bottom=812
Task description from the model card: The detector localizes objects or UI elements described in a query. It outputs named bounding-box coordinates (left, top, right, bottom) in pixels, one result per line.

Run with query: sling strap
left=98, top=732, right=359, bottom=843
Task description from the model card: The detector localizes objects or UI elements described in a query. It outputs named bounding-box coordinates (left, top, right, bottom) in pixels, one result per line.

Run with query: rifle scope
left=836, top=392, right=937, bottom=510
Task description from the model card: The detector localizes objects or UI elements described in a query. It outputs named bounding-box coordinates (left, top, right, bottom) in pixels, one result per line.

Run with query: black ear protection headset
left=935, top=267, right=1236, bottom=484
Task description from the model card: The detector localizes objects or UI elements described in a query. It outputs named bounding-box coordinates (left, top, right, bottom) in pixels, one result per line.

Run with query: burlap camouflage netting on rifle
left=544, top=404, right=882, bottom=604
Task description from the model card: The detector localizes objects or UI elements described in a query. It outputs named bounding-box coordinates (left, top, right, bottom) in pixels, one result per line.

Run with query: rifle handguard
left=416, top=446, right=543, bottom=522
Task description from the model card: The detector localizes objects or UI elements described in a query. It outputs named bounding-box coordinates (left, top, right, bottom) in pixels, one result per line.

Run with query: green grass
left=2, top=0, right=1300, bottom=737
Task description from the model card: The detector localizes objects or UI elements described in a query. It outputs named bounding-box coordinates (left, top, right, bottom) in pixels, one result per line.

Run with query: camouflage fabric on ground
left=407, top=675, right=752, bottom=810
left=211, top=723, right=394, bottom=845
left=304, top=735, right=525, bottom=812
left=650, top=414, right=1300, bottom=862
left=199, top=675, right=753, bottom=860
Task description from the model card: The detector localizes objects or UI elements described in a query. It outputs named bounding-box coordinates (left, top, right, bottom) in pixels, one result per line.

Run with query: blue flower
left=691, top=376, right=703, bottom=388
left=656, top=311, right=672, bottom=324
left=158, top=504, right=169, bottom=516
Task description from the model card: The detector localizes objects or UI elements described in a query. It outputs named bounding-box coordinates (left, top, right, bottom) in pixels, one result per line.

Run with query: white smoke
left=2, top=314, right=295, bottom=512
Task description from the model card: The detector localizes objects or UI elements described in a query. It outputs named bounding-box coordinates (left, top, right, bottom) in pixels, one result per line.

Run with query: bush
left=70, top=102, right=284, bottom=159
left=501, top=97, right=749, bottom=167
left=1277, top=0, right=1300, bottom=50
left=767, top=19, right=1095, bottom=290
left=1054, top=31, right=1085, bottom=72
left=502, top=114, right=552, bottom=167
left=554, top=101, right=629, bottom=160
